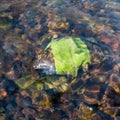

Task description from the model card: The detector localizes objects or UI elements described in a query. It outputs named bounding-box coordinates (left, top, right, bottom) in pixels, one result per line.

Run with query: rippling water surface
left=0, top=0, right=120, bottom=119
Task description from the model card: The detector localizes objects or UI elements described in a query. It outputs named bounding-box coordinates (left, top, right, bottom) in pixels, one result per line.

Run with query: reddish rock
left=98, top=34, right=120, bottom=52
left=0, top=88, right=7, bottom=99
left=22, top=107, right=38, bottom=119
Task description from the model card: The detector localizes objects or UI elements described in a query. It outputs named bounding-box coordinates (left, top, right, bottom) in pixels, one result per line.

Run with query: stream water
left=0, top=0, right=120, bottom=120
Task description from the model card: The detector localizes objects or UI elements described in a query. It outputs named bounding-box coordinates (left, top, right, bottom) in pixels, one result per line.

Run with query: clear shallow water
left=0, top=0, right=120, bottom=119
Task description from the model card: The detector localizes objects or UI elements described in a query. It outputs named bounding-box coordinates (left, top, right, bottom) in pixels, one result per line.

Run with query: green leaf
left=48, top=37, right=91, bottom=76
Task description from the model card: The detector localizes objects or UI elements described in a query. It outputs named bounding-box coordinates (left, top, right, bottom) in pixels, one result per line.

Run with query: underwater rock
left=46, top=37, right=91, bottom=76
left=0, top=17, right=11, bottom=31
left=32, top=37, right=91, bottom=77
left=15, top=74, right=68, bottom=107
left=33, top=60, right=56, bottom=76
left=98, top=34, right=120, bottom=52
left=47, top=14, right=69, bottom=36
left=72, top=23, right=94, bottom=37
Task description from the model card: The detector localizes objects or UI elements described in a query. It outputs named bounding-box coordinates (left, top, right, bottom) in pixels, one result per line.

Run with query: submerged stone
left=33, top=60, right=56, bottom=76
left=0, top=17, right=11, bottom=30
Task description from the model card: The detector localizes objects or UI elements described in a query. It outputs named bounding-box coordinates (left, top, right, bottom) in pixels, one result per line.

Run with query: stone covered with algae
left=15, top=75, right=68, bottom=107
left=47, top=37, right=91, bottom=76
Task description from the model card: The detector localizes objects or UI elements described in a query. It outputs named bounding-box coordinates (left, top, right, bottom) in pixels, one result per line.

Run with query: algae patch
left=48, top=37, right=91, bottom=76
